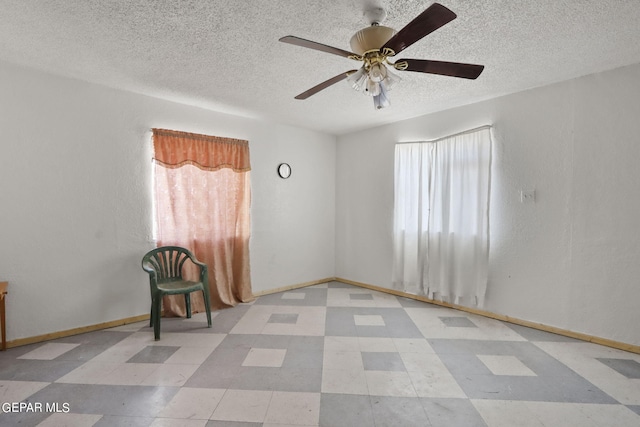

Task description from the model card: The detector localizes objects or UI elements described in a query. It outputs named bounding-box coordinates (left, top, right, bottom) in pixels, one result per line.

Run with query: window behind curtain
left=392, top=127, right=492, bottom=306
left=152, top=128, right=253, bottom=317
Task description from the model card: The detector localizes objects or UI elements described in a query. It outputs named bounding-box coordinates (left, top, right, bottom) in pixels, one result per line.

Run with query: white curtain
left=392, top=127, right=492, bottom=306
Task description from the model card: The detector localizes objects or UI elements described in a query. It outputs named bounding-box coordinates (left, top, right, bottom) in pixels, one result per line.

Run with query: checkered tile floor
left=1, top=282, right=639, bottom=426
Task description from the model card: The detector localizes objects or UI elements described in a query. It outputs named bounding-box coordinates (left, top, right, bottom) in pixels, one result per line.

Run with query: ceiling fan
left=279, top=2, right=484, bottom=109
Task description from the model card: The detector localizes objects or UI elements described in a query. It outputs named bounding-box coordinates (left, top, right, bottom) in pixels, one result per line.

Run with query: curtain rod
left=398, top=124, right=492, bottom=144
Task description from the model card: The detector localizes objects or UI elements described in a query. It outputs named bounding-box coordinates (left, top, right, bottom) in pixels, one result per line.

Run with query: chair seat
left=157, top=280, right=203, bottom=294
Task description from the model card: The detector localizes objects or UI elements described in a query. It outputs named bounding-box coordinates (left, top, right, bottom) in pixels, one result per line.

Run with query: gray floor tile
left=150, top=316, right=211, bottom=335
left=25, top=383, right=179, bottom=417
left=0, top=406, right=51, bottom=426
left=253, top=288, right=328, bottom=306
left=209, top=304, right=252, bottom=333
left=362, top=351, right=406, bottom=372
left=127, top=345, right=180, bottom=363
left=431, top=339, right=617, bottom=403
left=628, top=405, right=640, bottom=416
left=268, top=313, right=299, bottom=324
left=326, top=307, right=423, bottom=338
left=54, top=343, right=124, bottom=363
left=287, top=335, right=325, bottom=351
left=283, top=347, right=324, bottom=369
left=421, top=398, right=488, bottom=427
left=597, top=358, right=640, bottom=379
left=350, top=293, right=374, bottom=300
left=320, top=393, right=374, bottom=427
left=186, top=360, right=239, bottom=389
left=0, top=358, right=84, bottom=382
left=457, top=371, right=615, bottom=403
left=187, top=333, right=323, bottom=390
left=252, top=334, right=292, bottom=349
left=230, top=366, right=322, bottom=392
left=186, top=348, right=244, bottom=388
left=439, top=316, right=477, bottom=328
left=369, top=396, right=431, bottom=427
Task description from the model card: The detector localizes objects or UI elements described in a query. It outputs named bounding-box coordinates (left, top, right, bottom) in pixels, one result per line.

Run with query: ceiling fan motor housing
left=349, top=25, right=396, bottom=55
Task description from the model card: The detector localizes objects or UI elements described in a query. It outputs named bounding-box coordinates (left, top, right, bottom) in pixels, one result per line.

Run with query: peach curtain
left=152, top=128, right=253, bottom=316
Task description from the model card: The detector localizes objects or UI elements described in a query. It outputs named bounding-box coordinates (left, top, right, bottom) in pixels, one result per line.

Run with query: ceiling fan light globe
left=349, top=25, right=396, bottom=55
left=346, top=67, right=364, bottom=82
left=348, top=68, right=368, bottom=92
left=381, top=66, right=401, bottom=90
left=365, top=78, right=381, bottom=96
left=368, top=63, right=387, bottom=82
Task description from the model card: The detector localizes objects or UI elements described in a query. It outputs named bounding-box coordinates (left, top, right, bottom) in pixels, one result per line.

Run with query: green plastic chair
left=141, top=246, right=212, bottom=340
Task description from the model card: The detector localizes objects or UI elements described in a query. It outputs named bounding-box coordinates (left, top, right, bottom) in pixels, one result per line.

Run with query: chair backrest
left=142, top=246, right=196, bottom=282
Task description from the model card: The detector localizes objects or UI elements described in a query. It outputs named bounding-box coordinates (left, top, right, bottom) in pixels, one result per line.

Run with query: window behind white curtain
left=392, top=127, right=492, bottom=306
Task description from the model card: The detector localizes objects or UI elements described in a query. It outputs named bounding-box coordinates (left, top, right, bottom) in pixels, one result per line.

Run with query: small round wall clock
left=277, top=163, right=291, bottom=179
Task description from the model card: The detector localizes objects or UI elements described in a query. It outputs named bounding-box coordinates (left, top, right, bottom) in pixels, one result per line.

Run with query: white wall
left=336, top=62, right=640, bottom=346
left=3, top=57, right=639, bottom=348
left=0, top=60, right=336, bottom=341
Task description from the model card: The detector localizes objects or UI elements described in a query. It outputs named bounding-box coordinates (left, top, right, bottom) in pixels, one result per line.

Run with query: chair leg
left=203, top=289, right=212, bottom=328
left=152, top=295, right=162, bottom=340
left=185, top=293, right=192, bottom=318
left=149, top=303, right=153, bottom=327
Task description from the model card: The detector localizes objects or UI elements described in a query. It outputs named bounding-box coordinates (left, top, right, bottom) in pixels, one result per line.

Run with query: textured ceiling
left=1, top=0, right=640, bottom=135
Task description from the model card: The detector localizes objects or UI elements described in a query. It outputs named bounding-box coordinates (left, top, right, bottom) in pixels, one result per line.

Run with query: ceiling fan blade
left=396, top=59, right=484, bottom=79
left=381, top=3, right=456, bottom=56
left=294, top=70, right=358, bottom=100
left=280, top=35, right=357, bottom=58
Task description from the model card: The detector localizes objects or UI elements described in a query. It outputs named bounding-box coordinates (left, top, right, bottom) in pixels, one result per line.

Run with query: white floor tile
left=55, top=362, right=119, bottom=384
left=242, top=348, right=287, bottom=367
left=150, top=418, right=208, bottom=427
left=36, top=413, right=102, bottom=426
left=408, top=370, right=467, bottom=398
left=98, top=363, right=158, bottom=385
left=478, top=355, right=537, bottom=376
left=357, top=337, right=397, bottom=352
left=321, top=368, right=368, bottom=395
left=157, top=387, right=226, bottom=420
left=323, top=350, right=364, bottom=371
left=265, top=391, right=320, bottom=425
left=18, top=343, right=80, bottom=360
left=0, top=380, right=50, bottom=409
left=472, top=400, right=545, bottom=427
left=164, top=346, right=215, bottom=365
left=392, top=338, right=436, bottom=354
left=211, top=389, right=273, bottom=423
left=404, top=308, right=527, bottom=341
left=353, top=315, right=385, bottom=326
left=323, top=336, right=360, bottom=352
left=364, top=371, right=417, bottom=397
left=140, top=363, right=199, bottom=386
